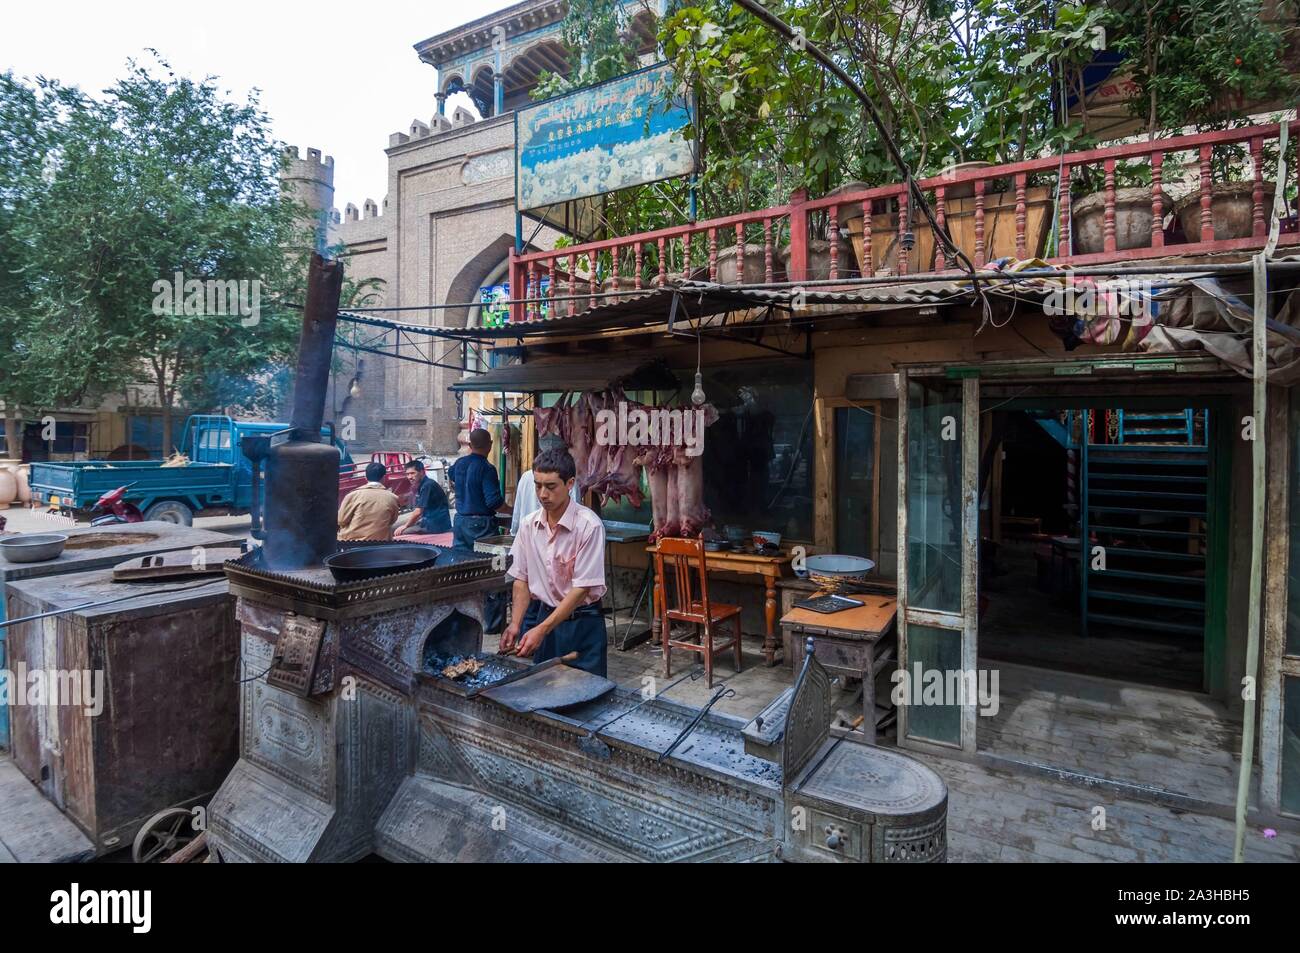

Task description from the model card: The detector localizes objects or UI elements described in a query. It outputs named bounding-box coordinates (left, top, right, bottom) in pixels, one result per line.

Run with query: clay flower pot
left=779, top=238, right=858, bottom=281
left=713, top=243, right=772, bottom=285
left=0, top=466, right=16, bottom=508
left=1071, top=187, right=1156, bottom=254
left=1174, top=180, right=1277, bottom=243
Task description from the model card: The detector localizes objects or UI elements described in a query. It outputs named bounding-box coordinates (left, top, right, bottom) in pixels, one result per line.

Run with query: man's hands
left=515, top=625, right=547, bottom=658
left=498, top=619, right=522, bottom=654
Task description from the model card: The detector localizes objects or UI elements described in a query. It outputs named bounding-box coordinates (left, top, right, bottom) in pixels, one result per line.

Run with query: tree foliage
left=0, top=54, right=310, bottom=451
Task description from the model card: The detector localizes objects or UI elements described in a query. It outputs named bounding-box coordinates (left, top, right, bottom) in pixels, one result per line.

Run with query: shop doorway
left=977, top=401, right=1227, bottom=692
left=897, top=365, right=1243, bottom=801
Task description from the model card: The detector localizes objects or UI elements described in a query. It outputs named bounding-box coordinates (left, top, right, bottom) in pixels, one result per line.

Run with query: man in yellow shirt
left=338, top=461, right=401, bottom=541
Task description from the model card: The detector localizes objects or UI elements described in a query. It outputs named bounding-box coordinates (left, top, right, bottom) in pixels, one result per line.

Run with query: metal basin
left=804, top=554, right=876, bottom=581
left=0, top=533, right=69, bottom=563
left=324, top=543, right=442, bottom=582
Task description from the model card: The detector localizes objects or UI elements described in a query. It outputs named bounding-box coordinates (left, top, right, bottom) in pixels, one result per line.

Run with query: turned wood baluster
left=1058, top=164, right=1072, bottom=257
left=708, top=227, right=718, bottom=282
left=828, top=204, right=840, bottom=281
left=586, top=252, right=596, bottom=307
left=763, top=218, right=774, bottom=284
left=657, top=236, right=666, bottom=287
left=973, top=180, right=986, bottom=267
left=1151, top=153, right=1164, bottom=248
left=682, top=232, right=692, bottom=281
left=1251, top=136, right=1266, bottom=238
left=527, top=262, right=538, bottom=321
left=897, top=190, right=910, bottom=275
left=634, top=241, right=643, bottom=291
left=1014, top=173, right=1028, bottom=259
left=935, top=187, right=948, bottom=271
left=567, top=255, right=576, bottom=317
left=862, top=198, right=872, bottom=276
left=1199, top=145, right=1214, bottom=243
left=1103, top=158, right=1117, bottom=253
left=735, top=223, right=745, bottom=283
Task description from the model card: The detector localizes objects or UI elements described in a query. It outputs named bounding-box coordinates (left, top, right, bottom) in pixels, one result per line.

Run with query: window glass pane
left=906, top=378, right=963, bottom=613
left=1289, top=388, right=1300, bottom=655
left=699, top=360, right=814, bottom=541
left=1284, top=677, right=1300, bottom=815
left=904, top=624, right=963, bottom=745
left=835, top=405, right=876, bottom=558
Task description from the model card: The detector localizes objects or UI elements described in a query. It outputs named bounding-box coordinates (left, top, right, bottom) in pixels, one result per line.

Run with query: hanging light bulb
left=348, top=378, right=362, bottom=399
left=691, top=325, right=706, bottom=405
left=691, top=371, right=706, bottom=406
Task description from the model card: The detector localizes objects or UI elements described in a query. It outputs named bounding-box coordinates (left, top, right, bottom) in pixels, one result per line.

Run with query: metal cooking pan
left=324, top=543, right=442, bottom=582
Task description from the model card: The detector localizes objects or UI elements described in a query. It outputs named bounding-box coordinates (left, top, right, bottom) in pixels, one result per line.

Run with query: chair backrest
left=655, top=536, right=711, bottom=614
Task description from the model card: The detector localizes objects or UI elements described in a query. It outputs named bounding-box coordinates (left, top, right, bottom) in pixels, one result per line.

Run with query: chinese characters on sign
left=515, top=63, right=696, bottom=212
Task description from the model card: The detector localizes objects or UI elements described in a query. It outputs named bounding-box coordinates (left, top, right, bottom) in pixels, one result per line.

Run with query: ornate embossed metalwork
left=267, top=614, right=325, bottom=697
left=782, top=637, right=832, bottom=779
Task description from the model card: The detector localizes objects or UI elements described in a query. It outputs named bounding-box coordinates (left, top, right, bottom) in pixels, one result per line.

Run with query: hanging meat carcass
left=568, top=394, right=594, bottom=489
left=676, top=450, right=710, bottom=537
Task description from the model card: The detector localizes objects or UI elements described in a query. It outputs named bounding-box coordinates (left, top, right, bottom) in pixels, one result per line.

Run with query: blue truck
left=28, top=414, right=356, bottom=525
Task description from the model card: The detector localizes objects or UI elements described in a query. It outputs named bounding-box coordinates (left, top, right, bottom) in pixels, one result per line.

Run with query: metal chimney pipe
left=262, top=253, right=345, bottom=569
left=290, top=253, right=345, bottom=437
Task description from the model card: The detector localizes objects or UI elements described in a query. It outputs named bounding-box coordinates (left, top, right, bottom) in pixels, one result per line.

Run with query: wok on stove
left=324, top=543, right=442, bottom=582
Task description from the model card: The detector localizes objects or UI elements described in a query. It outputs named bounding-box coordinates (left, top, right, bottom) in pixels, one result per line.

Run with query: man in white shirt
left=500, top=447, right=607, bottom=676
left=510, top=435, right=580, bottom=536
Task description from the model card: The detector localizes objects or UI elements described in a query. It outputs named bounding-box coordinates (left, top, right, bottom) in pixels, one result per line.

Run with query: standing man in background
left=510, top=434, right=581, bottom=537
left=448, top=428, right=506, bottom=550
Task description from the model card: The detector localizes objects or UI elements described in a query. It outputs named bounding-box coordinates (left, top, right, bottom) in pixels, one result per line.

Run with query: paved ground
left=0, top=753, right=94, bottom=863
left=978, top=662, right=1244, bottom=806
left=919, top=751, right=1299, bottom=863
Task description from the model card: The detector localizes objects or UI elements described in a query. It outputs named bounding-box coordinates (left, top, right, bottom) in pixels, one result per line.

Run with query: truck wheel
left=144, top=501, right=193, bottom=526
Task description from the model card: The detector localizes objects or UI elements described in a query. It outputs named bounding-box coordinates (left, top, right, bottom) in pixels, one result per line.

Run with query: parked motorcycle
left=89, top=483, right=145, bottom=525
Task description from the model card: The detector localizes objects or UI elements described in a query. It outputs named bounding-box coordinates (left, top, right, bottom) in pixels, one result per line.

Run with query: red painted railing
left=509, top=119, right=1299, bottom=323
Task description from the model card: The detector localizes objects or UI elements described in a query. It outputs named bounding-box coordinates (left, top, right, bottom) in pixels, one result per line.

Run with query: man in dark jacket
left=448, top=428, right=505, bottom=550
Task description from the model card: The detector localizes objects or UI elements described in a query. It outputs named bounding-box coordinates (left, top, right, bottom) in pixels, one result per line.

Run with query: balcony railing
left=508, top=118, right=1299, bottom=324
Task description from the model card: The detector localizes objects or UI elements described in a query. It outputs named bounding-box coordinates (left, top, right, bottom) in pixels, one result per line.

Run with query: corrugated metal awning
left=449, top=357, right=680, bottom=393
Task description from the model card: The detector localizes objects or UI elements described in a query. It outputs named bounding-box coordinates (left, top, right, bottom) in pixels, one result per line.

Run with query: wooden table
left=780, top=594, right=898, bottom=744
left=647, top=544, right=792, bottom=666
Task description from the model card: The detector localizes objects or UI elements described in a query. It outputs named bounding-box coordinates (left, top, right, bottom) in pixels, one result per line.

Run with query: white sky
left=1, top=0, right=505, bottom=209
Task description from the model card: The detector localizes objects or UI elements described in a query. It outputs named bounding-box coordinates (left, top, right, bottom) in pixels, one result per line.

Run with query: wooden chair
left=655, top=537, right=743, bottom=688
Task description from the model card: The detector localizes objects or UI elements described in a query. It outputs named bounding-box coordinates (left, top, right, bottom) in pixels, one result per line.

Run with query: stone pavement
left=915, top=752, right=1300, bottom=863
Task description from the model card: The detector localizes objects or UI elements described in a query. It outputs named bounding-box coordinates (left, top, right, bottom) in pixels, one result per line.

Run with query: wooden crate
left=4, top=566, right=238, bottom=854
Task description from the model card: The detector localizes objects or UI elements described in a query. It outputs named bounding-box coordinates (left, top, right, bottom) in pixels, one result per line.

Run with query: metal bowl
left=0, top=533, right=69, bottom=563
left=324, top=543, right=442, bottom=583
left=805, top=554, right=876, bottom=581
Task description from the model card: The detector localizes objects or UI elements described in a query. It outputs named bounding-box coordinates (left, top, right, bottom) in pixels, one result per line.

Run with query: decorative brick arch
left=444, top=233, right=519, bottom=331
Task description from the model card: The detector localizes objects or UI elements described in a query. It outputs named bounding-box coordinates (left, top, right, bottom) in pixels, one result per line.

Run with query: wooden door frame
left=816, top=397, right=882, bottom=558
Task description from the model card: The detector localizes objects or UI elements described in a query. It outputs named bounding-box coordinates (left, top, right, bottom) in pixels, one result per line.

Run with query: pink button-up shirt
left=507, top=501, right=606, bottom=607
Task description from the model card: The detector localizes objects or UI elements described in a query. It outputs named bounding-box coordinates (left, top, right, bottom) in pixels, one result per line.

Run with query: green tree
left=0, top=55, right=309, bottom=454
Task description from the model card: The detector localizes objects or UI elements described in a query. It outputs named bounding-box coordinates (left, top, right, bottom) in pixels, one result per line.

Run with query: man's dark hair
left=365, top=461, right=387, bottom=483
left=532, top=447, right=576, bottom=482
left=469, top=428, right=492, bottom=452
left=405, top=459, right=425, bottom=474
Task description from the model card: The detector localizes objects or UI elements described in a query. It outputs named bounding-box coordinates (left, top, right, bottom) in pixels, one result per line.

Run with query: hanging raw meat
left=676, top=452, right=710, bottom=537
left=662, top=463, right=682, bottom=538
left=569, top=394, right=594, bottom=488
left=602, top=444, right=645, bottom=508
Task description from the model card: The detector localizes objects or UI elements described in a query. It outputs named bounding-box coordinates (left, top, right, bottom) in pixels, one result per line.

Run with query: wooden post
left=509, top=251, right=525, bottom=323
left=787, top=188, right=809, bottom=284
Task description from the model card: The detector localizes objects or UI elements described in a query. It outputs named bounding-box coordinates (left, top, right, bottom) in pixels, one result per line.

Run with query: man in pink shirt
left=499, top=447, right=608, bottom=676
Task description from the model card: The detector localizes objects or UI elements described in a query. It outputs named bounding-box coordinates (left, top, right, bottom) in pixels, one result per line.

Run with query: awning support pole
left=1233, top=250, right=1267, bottom=863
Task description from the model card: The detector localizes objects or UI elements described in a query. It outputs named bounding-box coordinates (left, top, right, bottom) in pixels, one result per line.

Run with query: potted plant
left=1103, top=0, right=1292, bottom=245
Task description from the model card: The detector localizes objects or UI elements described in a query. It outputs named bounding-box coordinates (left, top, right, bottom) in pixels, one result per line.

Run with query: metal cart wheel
left=132, top=807, right=199, bottom=863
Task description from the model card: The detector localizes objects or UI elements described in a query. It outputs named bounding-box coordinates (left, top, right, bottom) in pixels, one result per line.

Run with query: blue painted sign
left=515, top=63, right=695, bottom=212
